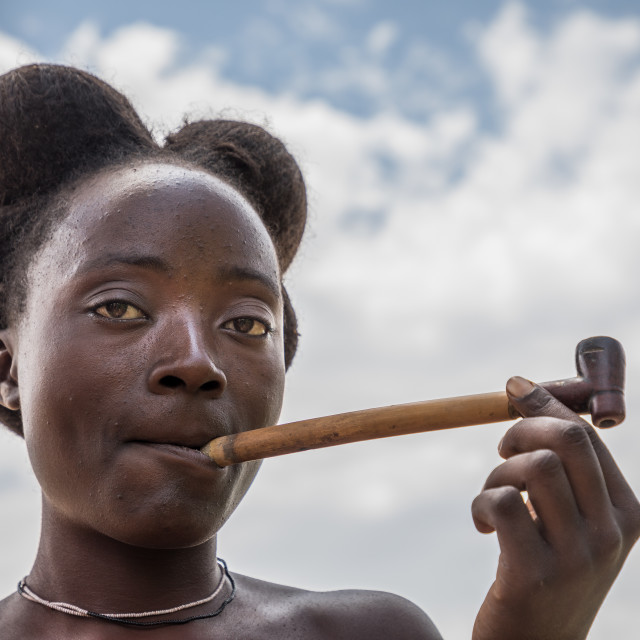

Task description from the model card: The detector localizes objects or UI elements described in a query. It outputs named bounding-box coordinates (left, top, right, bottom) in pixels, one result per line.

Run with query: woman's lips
left=133, top=441, right=223, bottom=468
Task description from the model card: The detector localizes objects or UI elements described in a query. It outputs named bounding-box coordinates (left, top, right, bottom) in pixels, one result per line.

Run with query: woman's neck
left=26, top=500, right=222, bottom=615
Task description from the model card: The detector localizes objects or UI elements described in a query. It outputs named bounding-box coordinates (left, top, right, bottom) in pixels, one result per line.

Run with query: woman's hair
left=0, top=63, right=307, bottom=436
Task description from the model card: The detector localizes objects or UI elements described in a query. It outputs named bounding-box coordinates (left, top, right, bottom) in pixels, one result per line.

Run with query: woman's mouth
left=131, top=441, right=224, bottom=469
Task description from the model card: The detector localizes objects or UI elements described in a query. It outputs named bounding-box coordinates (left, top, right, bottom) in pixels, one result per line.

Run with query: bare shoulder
left=0, top=593, right=29, bottom=639
left=0, top=593, right=17, bottom=621
left=232, top=574, right=443, bottom=640
left=306, top=588, right=444, bottom=640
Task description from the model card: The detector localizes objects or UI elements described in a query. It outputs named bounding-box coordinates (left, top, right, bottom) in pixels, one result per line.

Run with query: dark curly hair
left=0, top=63, right=307, bottom=436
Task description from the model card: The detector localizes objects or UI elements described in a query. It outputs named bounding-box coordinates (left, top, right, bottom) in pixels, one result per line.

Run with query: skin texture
left=0, top=163, right=637, bottom=639
left=0, top=163, right=441, bottom=639
left=14, top=164, right=285, bottom=548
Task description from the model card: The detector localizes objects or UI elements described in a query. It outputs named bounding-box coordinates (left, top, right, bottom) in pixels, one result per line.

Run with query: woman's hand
left=471, top=376, right=640, bottom=640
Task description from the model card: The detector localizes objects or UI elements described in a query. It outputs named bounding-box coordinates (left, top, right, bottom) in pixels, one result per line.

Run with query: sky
left=1, top=1, right=640, bottom=637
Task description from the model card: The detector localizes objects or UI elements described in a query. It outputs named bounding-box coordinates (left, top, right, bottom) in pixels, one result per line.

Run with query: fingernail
left=506, top=376, right=535, bottom=399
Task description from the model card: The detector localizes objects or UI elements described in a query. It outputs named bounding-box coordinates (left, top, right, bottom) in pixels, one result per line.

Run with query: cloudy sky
left=1, top=1, right=640, bottom=637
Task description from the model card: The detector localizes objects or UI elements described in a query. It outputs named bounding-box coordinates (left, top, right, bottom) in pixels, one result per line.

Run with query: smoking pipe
left=201, top=336, right=625, bottom=467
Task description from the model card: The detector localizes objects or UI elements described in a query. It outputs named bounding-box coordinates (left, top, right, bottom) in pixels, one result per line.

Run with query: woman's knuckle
left=493, top=486, right=523, bottom=518
left=557, top=421, right=589, bottom=449
left=470, top=493, right=484, bottom=515
left=590, top=523, right=625, bottom=564
left=612, top=502, right=640, bottom=545
left=481, top=466, right=499, bottom=490
left=526, top=390, right=556, bottom=414
left=625, top=502, right=640, bottom=540
left=529, top=449, right=562, bottom=476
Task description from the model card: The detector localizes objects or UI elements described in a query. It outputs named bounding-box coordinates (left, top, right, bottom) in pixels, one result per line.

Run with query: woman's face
left=7, top=163, right=286, bottom=548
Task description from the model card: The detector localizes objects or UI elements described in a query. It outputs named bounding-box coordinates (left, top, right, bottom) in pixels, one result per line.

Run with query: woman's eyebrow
left=74, top=253, right=172, bottom=276
left=217, top=266, right=281, bottom=300
left=74, top=256, right=281, bottom=298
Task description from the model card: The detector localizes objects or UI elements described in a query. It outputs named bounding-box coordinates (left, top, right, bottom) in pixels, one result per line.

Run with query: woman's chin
left=105, top=514, right=222, bottom=550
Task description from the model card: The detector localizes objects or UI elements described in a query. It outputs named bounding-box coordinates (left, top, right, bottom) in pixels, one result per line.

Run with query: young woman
left=0, top=63, right=638, bottom=639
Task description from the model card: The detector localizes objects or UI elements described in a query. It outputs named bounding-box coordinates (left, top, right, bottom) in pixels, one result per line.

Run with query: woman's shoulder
left=0, top=592, right=18, bottom=619
left=0, top=592, right=30, bottom=639
left=232, top=573, right=444, bottom=640
left=0, top=576, right=444, bottom=639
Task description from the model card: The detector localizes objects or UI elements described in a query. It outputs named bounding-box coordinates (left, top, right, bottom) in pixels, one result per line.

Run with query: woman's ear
left=0, top=330, right=20, bottom=411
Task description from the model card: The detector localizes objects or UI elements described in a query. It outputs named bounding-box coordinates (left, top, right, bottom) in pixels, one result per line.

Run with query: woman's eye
left=94, top=302, right=145, bottom=320
left=224, top=317, right=270, bottom=336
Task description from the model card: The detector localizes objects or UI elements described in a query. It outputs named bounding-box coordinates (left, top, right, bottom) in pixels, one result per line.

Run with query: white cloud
left=58, top=21, right=101, bottom=66
left=287, top=4, right=343, bottom=40
left=1, top=5, right=640, bottom=637
left=475, top=2, right=542, bottom=107
left=0, top=32, right=38, bottom=72
left=367, top=21, right=398, bottom=57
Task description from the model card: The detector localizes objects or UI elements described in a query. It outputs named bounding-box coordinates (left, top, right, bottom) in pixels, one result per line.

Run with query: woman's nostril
left=156, top=375, right=222, bottom=393
left=159, top=375, right=184, bottom=389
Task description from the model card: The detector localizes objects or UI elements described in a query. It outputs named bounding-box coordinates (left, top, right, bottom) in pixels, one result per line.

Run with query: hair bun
left=0, top=64, right=155, bottom=206
left=165, top=120, right=306, bottom=272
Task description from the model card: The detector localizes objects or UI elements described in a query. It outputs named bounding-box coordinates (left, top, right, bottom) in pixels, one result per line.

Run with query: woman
left=0, top=63, right=637, bottom=639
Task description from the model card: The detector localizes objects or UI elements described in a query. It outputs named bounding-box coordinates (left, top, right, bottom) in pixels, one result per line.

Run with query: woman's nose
left=147, top=320, right=227, bottom=398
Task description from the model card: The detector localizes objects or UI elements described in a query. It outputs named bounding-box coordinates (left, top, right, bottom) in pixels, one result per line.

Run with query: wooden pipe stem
left=201, top=378, right=596, bottom=467
left=200, top=336, right=625, bottom=467
left=202, top=390, right=513, bottom=467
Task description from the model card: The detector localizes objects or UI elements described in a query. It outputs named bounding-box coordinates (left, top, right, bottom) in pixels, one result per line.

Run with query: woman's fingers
left=480, top=449, right=582, bottom=549
left=471, top=375, right=640, bottom=640
left=506, top=376, right=583, bottom=422
left=471, top=485, right=545, bottom=561
left=499, top=416, right=613, bottom=524
left=504, top=377, right=639, bottom=524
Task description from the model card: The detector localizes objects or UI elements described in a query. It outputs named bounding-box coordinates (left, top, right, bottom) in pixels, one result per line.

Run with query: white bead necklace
left=17, top=557, right=235, bottom=627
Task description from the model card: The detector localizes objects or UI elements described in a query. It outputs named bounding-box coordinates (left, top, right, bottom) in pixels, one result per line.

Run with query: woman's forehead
left=69, top=163, right=256, bottom=227
left=32, top=162, right=281, bottom=285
